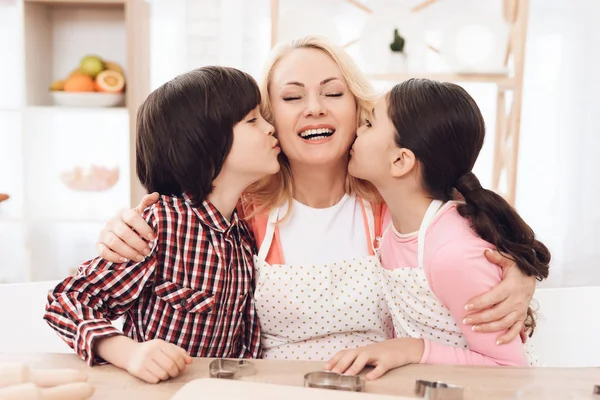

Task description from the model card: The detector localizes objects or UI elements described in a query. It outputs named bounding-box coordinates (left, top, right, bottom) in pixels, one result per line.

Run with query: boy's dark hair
left=136, top=66, right=261, bottom=205
left=388, top=78, right=550, bottom=336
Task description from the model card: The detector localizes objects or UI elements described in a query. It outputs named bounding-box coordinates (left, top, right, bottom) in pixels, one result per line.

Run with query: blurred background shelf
left=24, top=105, right=129, bottom=114
left=23, top=0, right=127, bottom=107
left=0, top=4, right=24, bottom=109
left=368, top=72, right=514, bottom=88
left=270, top=0, right=528, bottom=205
left=24, top=0, right=126, bottom=4
left=0, top=0, right=149, bottom=283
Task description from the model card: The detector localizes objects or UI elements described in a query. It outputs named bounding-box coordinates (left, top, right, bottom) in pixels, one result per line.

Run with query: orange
left=63, top=74, right=95, bottom=92
left=95, top=70, right=125, bottom=93
left=68, top=68, right=87, bottom=79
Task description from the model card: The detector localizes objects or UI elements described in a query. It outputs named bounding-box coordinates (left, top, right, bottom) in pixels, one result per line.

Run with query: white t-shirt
left=276, top=194, right=370, bottom=265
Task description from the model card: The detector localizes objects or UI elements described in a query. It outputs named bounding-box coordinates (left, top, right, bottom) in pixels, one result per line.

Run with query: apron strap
left=257, top=206, right=280, bottom=260
left=417, top=199, right=444, bottom=269
left=360, top=199, right=378, bottom=254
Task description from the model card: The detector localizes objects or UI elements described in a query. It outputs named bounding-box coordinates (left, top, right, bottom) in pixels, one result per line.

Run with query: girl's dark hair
left=388, top=79, right=550, bottom=336
left=136, top=66, right=261, bottom=205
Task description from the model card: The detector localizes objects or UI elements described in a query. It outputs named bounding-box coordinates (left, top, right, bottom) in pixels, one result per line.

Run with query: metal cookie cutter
left=209, top=359, right=256, bottom=379
left=303, top=371, right=365, bottom=392
left=594, top=384, right=600, bottom=395
left=415, top=379, right=464, bottom=400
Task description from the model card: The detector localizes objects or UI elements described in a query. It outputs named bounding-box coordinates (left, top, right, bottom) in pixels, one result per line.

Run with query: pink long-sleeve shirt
left=379, top=203, right=528, bottom=366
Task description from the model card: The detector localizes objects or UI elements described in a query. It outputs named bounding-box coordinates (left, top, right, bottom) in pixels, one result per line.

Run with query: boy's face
left=222, top=106, right=280, bottom=181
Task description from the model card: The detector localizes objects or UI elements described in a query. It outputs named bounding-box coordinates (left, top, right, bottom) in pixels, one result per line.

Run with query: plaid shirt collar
left=182, top=192, right=240, bottom=233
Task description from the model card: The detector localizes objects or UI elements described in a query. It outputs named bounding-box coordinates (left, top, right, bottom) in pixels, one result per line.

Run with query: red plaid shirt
left=44, top=193, right=262, bottom=366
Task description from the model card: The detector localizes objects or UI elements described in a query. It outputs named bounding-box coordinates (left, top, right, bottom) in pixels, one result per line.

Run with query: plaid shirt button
left=180, top=299, right=188, bottom=308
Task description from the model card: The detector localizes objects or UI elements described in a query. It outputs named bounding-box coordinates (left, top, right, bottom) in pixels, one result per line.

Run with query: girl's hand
left=323, top=338, right=424, bottom=380
left=96, top=192, right=160, bottom=263
left=464, top=249, right=536, bottom=344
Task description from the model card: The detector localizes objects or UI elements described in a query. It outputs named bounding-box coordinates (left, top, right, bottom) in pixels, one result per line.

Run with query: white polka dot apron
left=253, top=200, right=393, bottom=361
left=378, top=200, right=542, bottom=366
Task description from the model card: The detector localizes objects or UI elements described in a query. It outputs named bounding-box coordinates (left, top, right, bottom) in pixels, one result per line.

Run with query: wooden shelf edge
left=0, top=216, right=111, bottom=225
left=24, top=105, right=129, bottom=113
left=368, top=73, right=515, bottom=87
left=24, top=0, right=126, bottom=5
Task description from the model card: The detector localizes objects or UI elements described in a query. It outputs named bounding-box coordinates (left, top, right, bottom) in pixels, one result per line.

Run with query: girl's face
left=348, top=96, right=398, bottom=186
left=269, top=48, right=358, bottom=168
left=223, top=106, right=280, bottom=181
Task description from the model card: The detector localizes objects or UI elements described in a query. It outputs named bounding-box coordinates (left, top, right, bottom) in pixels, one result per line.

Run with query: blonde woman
left=95, top=36, right=537, bottom=360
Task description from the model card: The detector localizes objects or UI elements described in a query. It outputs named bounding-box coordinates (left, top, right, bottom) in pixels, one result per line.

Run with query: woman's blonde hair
left=243, top=36, right=381, bottom=218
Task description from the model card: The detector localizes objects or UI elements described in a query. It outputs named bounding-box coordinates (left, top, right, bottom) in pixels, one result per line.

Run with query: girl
left=44, top=66, right=280, bottom=383
left=325, top=78, right=550, bottom=379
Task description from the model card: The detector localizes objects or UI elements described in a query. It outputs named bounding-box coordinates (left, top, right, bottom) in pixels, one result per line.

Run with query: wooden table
left=1, top=353, right=598, bottom=399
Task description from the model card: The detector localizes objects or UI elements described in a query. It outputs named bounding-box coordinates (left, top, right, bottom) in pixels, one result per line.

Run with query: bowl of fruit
left=49, top=55, right=126, bottom=108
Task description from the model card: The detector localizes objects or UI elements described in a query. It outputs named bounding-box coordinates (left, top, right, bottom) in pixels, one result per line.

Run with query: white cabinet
left=0, top=111, right=24, bottom=219
left=0, top=222, right=28, bottom=283
left=23, top=107, right=130, bottom=222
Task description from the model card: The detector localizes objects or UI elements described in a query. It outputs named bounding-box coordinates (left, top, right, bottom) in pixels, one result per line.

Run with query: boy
left=44, top=66, right=280, bottom=383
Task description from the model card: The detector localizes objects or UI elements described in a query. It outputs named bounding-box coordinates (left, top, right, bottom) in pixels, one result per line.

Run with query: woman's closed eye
left=364, top=119, right=372, bottom=128
left=247, top=117, right=257, bottom=123
left=283, top=92, right=343, bottom=101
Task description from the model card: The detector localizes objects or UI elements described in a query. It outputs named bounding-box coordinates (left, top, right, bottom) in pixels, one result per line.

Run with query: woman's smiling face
left=269, top=48, right=358, bottom=168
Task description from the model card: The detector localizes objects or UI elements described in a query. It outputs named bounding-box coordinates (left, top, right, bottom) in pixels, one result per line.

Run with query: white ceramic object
left=440, top=13, right=510, bottom=74
left=358, top=5, right=427, bottom=73
left=51, top=92, right=124, bottom=108
left=60, top=165, right=120, bottom=192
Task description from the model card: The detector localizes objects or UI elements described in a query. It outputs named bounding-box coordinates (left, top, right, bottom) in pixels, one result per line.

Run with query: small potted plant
left=389, top=28, right=407, bottom=72
left=390, top=28, right=405, bottom=53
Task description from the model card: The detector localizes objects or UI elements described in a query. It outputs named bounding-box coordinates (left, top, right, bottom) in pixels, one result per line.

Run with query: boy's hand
left=323, top=338, right=424, bottom=380
left=125, top=339, right=193, bottom=384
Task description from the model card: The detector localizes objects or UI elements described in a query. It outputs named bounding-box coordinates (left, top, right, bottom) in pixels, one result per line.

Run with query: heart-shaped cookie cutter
left=303, top=371, right=365, bottom=392
left=208, top=359, right=256, bottom=379
left=415, top=379, right=464, bottom=400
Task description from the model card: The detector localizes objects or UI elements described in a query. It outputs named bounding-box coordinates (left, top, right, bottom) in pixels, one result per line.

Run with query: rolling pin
left=0, top=194, right=9, bottom=203
left=0, top=382, right=94, bottom=400
left=0, top=363, right=88, bottom=388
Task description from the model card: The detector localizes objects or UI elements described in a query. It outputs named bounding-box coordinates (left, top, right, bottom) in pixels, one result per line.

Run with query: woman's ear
left=390, top=148, right=417, bottom=178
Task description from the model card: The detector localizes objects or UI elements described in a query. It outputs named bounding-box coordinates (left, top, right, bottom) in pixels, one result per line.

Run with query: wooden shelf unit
left=21, top=0, right=150, bottom=207
left=0, top=0, right=151, bottom=282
